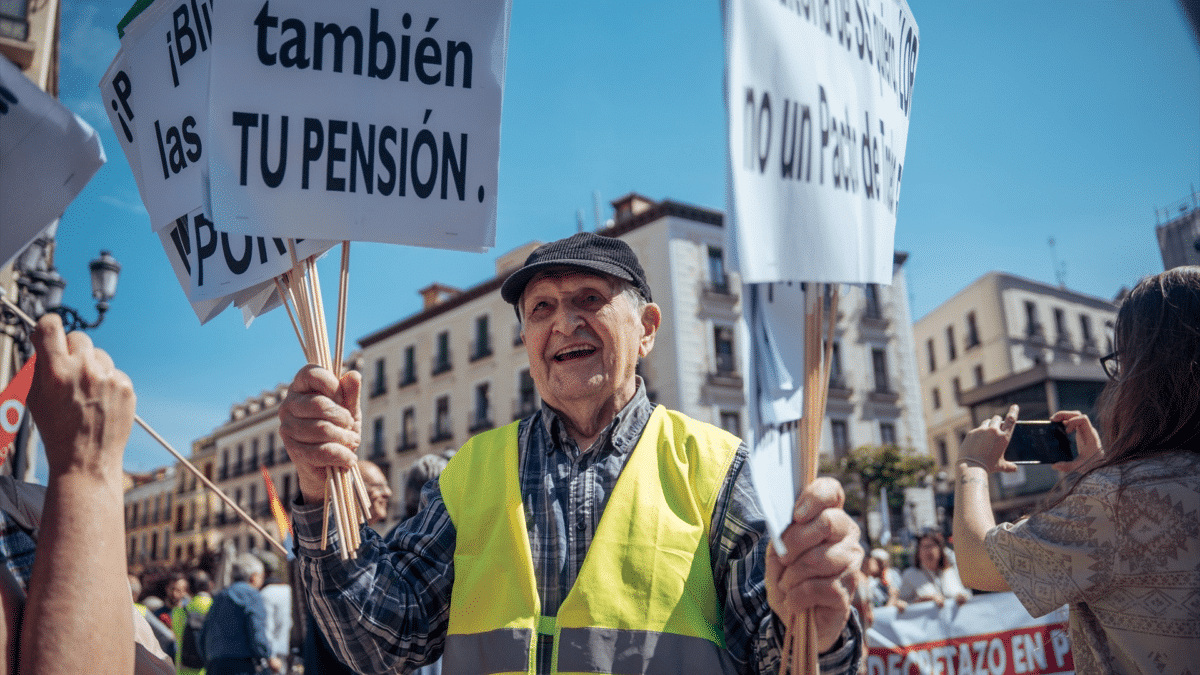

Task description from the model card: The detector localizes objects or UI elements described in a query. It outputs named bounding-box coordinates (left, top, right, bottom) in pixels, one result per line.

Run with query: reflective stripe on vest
left=440, top=406, right=741, bottom=675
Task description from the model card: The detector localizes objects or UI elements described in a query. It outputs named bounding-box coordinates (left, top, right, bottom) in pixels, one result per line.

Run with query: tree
left=821, top=445, right=936, bottom=548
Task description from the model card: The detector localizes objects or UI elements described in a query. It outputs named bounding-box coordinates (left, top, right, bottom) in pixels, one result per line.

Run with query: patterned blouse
left=986, top=451, right=1200, bottom=674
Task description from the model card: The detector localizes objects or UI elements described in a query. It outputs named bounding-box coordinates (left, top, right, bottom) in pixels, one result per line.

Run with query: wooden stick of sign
left=0, top=294, right=290, bottom=558
left=782, top=282, right=840, bottom=675
left=280, top=241, right=367, bottom=560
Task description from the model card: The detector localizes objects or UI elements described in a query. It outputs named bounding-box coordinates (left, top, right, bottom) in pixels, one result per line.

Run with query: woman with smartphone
left=951, top=266, right=1200, bottom=674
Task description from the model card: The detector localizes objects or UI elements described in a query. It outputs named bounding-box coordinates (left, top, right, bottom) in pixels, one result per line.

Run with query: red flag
left=261, top=465, right=291, bottom=541
left=0, top=354, right=36, bottom=464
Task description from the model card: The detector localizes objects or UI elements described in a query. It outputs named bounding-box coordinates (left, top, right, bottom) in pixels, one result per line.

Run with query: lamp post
left=1, top=237, right=121, bottom=480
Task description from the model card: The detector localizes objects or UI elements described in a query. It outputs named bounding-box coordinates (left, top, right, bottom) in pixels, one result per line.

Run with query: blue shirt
left=294, top=384, right=860, bottom=675
left=201, top=581, right=272, bottom=663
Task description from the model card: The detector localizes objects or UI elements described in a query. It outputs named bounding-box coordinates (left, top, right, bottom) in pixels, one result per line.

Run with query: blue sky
left=41, top=0, right=1199, bottom=480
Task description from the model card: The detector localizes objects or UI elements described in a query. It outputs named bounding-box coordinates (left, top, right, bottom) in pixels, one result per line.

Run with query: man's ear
left=639, top=303, right=662, bottom=357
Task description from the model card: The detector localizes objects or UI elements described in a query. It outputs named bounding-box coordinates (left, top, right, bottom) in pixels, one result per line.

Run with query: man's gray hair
left=230, top=552, right=265, bottom=583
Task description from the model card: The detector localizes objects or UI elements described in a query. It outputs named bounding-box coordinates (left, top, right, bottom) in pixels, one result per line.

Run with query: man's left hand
left=765, top=477, right=862, bottom=653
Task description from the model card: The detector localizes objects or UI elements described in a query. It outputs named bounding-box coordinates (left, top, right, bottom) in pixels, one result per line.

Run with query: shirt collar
left=539, top=377, right=654, bottom=457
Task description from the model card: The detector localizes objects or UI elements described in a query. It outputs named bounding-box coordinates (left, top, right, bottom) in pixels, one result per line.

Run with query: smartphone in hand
left=1004, top=421, right=1075, bottom=464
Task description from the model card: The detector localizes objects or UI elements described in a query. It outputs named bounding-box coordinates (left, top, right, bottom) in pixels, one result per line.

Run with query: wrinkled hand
left=26, top=314, right=135, bottom=479
left=1049, top=410, right=1103, bottom=473
left=765, top=477, right=862, bottom=653
left=278, top=365, right=361, bottom=502
left=957, top=404, right=1020, bottom=474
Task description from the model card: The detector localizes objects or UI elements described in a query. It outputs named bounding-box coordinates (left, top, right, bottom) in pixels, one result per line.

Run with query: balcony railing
left=399, top=369, right=418, bottom=387
left=397, top=432, right=418, bottom=453
left=432, top=353, right=453, bottom=376
left=430, top=423, right=453, bottom=444
left=468, top=411, right=494, bottom=433
left=470, top=337, right=494, bottom=362
left=512, top=397, right=537, bottom=420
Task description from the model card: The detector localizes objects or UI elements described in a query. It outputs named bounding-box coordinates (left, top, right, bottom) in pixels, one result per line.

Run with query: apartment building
left=914, top=272, right=1117, bottom=519
left=124, top=467, right=176, bottom=573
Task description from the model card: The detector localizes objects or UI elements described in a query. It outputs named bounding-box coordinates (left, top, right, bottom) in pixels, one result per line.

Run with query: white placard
left=207, top=0, right=510, bottom=250
left=725, top=0, right=919, bottom=284
left=116, top=0, right=215, bottom=233
left=0, top=57, right=106, bottom=267
left=157, top=206, right=334, bottom=302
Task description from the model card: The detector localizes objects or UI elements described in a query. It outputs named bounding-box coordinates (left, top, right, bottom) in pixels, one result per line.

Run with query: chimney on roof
left=495, top=241, right=545, bottom=277
left=419, top=283, right=462, bottom=310
left=610, top=193, right=655, bottom=223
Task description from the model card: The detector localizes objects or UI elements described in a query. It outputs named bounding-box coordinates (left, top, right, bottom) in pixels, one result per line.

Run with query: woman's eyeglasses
left=1100, top=352, right=1119, bottom=380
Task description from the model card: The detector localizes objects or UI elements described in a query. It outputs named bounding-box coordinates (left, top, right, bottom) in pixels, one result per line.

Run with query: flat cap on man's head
left=500, top=232, right=652, bottom=306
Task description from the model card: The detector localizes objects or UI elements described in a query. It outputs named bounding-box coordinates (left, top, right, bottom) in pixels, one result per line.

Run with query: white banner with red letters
left=866, top=593, right=1074, bottom=675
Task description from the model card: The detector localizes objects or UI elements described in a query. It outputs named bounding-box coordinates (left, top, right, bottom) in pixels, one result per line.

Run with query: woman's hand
left=1049, top=410, right=1103, bottom=473
left=957, top=404, right=1020, bottom=474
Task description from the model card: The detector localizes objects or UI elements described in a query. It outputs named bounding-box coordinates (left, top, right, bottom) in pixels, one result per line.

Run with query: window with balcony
left=965, top=312, right=981, bottom=348
left=371, top=417, right=385, bottom=458
left=400, top=345, right=418, bottom=386
left=952, top=377, right=962, bottom=403
left=265, top=433, right=275, bottom=466
left=974, top=364, right=985, bottom=387
left=220, top=450, right=230, bottom=480
left=719, top=411, right=741, bottom=436
left=880, top=422, right=897, bottom=447
left=936, top=438, right=949, bottom=466
left=250, top=438, right=260, bottom=470
left=931, top=387, right=941, bottom=410
left=864, top=284, right=883, bottom=320
left=926, top=339, right=936, bottom=373
left=707, top=246, right=730, bottom=294
left=433, top=332, right=452, bottom=375
left=471, top=316, right=493, bottom=361
left=235, top=444, right=244, bottom=477
left=0, top=0, right=30, bottom=41
left=831, top=420, right=851, bottom=456
left=871, top=349, right=890, bottom=393
left=1053, top=307, right=1071, bottom=348
left=946, top=326, right=957, bottom=361
left=714, top=326, right=736, bottom=374
left=371, top=357, right=387, bottom=397
left=515, top=369, right=537, bottom=419
left=432, top=396, right=452, bottom=442
left=1079, top=314, right=1097, bottom=354
left=1025, top=301, right=1044, bottom=340
left=398, top=407, right=417, bottom=451
left=470, top=383, right=492, bottom=432
left=829, top=342, right=848, bottom=390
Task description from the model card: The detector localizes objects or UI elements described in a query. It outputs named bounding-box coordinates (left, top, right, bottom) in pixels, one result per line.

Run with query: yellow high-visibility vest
left=439, top=406, right=741, bottom=675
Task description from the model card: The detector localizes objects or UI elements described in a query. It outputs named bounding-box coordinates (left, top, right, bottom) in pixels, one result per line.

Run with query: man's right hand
left=278, top=365, right=362, bottom=503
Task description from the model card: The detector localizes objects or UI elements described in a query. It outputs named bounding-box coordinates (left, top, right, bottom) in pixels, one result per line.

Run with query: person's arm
left=711, top=448, right=861, bottom=675
left=953, top=405, right=1020, bottom=592
left=294, top=477, right=456, bottom=675
left=20, top=314, right=136, bottom=674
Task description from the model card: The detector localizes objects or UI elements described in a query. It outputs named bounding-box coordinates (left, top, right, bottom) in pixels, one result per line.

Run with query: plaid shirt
left=294, top=384, right=859, bottom=675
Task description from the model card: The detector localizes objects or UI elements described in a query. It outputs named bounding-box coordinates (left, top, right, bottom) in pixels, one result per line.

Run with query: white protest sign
left=725, top=0, right=918, bottom=283
left=99, top=45, right=153, bottom=213
left=0, top=57, right=106, bottom=267
left=158, top=205, right=334, bottom=302
left=119, top=0, right=214, bottom=232
left=867, top=593, right=1074, bottom=675
left=207, top=0, right=510, bottom=250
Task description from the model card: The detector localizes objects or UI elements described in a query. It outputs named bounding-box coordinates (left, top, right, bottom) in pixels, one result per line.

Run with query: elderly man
left=281, top=232, right=863, bottom=675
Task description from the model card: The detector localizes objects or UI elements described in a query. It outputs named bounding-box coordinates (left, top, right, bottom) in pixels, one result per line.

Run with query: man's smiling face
left=520, top=270, right=657, bottom=420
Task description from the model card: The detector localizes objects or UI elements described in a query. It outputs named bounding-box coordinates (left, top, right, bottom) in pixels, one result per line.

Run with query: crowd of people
left=1, top=239, right=1196, bottom=675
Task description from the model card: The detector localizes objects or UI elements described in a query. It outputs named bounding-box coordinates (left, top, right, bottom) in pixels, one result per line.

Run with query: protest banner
left=866, top=593, right=1074, bottom=675
left=1, top=57, right=106, bottom=267
left=207, top=0, right=510, bottom=250
left=725, top=0, right=919, bottom=284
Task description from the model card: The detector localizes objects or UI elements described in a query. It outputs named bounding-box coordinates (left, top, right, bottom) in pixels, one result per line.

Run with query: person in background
left=132, top=572, right=176, bottom=658
left=954, top=266, right=1200, bottom=673
left=358, top=459, right=392, bottom=528
left=201, top=552, right=279, bottom=675
left=282, top=232, right=864, bottom=675
left=401, top=453, right=450, bottom=522
left=258, top=553, right=293, bottom=672
left=899, top=529, right=970, bottom=607
left=0, top=313, right=173, bottom=673
left=864, top=549, right=905, bottom=612
left=174, top=569, right=214, bottom=675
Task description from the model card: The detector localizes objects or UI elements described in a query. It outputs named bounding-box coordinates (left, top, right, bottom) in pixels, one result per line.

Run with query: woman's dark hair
left=914, top=529, right=949, bottom=572
left=1097, top=266, right=1200, bottom=464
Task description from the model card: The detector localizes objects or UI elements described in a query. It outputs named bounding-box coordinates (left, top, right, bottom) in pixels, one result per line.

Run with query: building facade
left=124, top=467, right=176, bottom=573
left=1, top=0, right=62, bottom=480
left=1156, top=191, right=1200, bottom=270
left=914, top=272, right=1118, bottom=519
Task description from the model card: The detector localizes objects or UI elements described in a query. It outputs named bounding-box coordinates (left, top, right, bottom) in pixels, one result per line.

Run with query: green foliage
left=821, top=445, right=936, bottom=545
